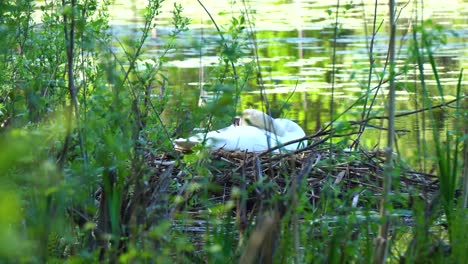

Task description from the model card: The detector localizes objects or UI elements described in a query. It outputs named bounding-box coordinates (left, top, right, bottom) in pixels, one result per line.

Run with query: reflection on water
left=109, top=0, right=467, bottom=165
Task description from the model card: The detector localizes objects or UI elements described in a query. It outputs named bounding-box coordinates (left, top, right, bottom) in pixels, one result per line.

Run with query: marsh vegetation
left=0, top=0, right=466, bottom=263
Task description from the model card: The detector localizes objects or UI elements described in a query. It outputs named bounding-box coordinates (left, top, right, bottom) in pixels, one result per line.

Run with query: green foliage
left=0, top=119, right=70, bottom=262
left=0, top=0, right=190, bottom=261
left=0, top=0, right=465, bottom=263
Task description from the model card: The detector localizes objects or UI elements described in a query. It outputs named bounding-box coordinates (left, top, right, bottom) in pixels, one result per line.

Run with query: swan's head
left=238, top=109, right=285, bottom=136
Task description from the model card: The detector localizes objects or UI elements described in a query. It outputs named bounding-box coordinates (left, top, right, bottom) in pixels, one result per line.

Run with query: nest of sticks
left=145, top=135, right=439, bottom=215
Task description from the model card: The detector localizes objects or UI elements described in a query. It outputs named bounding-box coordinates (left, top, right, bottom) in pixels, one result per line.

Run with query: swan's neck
left=242, top=110, right=285, bottom=136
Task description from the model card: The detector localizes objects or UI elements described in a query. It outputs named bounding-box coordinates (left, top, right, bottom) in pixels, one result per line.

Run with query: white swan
left=173, top=109, right=307, bottom=152
left=237, top=109, right=307, bottom=151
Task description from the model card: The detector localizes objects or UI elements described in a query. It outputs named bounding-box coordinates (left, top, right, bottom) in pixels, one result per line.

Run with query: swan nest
left=144, top=143, right=438, bottom=216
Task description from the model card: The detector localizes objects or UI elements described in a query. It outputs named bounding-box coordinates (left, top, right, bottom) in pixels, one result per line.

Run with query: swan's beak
left=233, top=117, right=241, bottom=126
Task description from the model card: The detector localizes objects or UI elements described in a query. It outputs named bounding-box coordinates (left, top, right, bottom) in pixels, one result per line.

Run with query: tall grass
left=410, top=18, right=466, bottom=259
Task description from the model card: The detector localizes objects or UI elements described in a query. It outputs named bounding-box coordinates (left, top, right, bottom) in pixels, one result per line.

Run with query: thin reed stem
left=373, top=0, right=396, bottom=263
left=353, top=0, right=379, bottom=149
left=330, top=0, right=340, bottom=151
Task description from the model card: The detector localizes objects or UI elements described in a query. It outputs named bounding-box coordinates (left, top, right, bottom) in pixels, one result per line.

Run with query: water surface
left=109, top=0, right=467, bottom=165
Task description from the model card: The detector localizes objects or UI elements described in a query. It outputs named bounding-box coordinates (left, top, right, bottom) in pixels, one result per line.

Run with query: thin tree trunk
left=58, top=0, right=77, bottom=168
